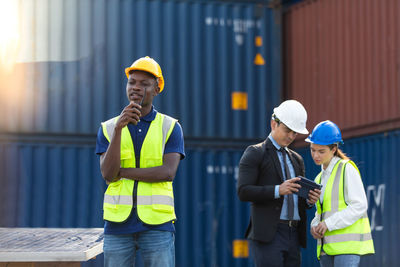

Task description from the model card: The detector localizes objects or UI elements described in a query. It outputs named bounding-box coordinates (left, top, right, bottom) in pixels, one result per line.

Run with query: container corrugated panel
left=175, top=148, right=253, bottom=267
left=296, top=130, right=400, bottom=267
left=0, top=140, right=105, bottom=228
left=284, top=0, right=400, bottom=140
left=0, top=138, right=105, bottom=266
left=0, top=0, right=281, bottom=139
left=0, top=138, right=254, bottom=266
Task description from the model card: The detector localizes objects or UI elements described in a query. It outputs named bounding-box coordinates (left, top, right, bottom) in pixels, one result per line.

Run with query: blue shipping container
left=0, top=136, right=106, bottom=266
left=0, top=137, right=253, bottom=266
left=296, top=130, right=400, bottom=267
left=2, top=129, right=399, bottom=266
left=0, top=0, right=281, bottom=139
left=0, top=139, right=105, bottom=228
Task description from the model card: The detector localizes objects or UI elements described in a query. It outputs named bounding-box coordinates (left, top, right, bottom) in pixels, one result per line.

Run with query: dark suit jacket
left=237, top=138, right=309, bottom=248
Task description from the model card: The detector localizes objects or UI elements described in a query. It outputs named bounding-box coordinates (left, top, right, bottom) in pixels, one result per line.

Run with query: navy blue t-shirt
left=96, top=107, right=185, bottom=235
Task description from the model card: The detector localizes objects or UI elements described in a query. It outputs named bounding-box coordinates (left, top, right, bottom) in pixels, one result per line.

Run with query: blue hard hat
left=305, top=120, right=343, bottom=145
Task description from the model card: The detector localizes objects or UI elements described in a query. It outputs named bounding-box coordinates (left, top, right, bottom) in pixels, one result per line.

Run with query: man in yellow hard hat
left=95, top=56, right=185, bottom=266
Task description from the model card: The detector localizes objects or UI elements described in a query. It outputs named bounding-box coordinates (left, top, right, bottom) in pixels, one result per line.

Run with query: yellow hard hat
left=125, top=56, right=165, bottom=92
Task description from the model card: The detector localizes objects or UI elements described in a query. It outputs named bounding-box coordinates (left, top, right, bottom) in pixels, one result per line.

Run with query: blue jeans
left=320, top=254, right=360, bottom=267
left=103, top=230, right=175, bottom=267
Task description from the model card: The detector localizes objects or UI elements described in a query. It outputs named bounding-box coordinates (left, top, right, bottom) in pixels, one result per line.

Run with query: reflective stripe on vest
left=137, top=195, right=174, bottom=206
left=315, top=161, right=344, bottom=220
left=104, top=194, right=133, bottom=205
left=315, top=160, right=374, bottom=259
left=324, top=232, right=372, bottom=243
left=104, top=194, right=174, bottom=206
left=101, top=113, right=177, bottom=224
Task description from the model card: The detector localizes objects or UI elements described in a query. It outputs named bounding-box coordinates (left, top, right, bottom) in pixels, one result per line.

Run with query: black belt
left=279, top=219, right=299, bottom=227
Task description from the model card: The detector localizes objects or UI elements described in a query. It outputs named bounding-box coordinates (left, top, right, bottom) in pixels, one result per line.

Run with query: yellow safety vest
left=315, top=159, right=375, bottom=259
left=101, top=112, right=177, bottom=225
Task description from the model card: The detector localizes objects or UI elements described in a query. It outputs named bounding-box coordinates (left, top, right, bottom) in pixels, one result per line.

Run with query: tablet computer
left=295, top=176, right=322, bottom=199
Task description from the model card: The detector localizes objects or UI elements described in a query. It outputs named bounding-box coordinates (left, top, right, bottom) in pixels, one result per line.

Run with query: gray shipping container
left=0, top=0, right=282, bottom=140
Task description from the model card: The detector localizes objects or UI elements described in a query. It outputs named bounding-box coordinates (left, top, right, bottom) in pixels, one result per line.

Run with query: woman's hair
left=328, top=144, right=349, bottom=160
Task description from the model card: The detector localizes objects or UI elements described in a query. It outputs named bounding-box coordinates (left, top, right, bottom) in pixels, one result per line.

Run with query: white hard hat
left=273, top=100, right=309, bottom=134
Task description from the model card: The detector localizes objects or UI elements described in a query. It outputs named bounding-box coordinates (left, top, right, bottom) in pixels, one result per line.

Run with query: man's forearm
left=100, top=128, right=122, bottom=182
left=237, top=183, right=276, bottom=203
left=119, top=166, right=175, bottom=183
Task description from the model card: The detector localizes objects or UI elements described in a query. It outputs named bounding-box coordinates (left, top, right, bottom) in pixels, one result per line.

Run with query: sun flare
left=0, top=0, right=20, bottom=72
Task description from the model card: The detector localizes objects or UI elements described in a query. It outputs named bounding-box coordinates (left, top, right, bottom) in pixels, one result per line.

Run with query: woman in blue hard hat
left=305, top=120, right=374, bottom=267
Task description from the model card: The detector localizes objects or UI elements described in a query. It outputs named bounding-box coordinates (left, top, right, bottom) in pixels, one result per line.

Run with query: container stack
left=3, top=0, right=397, bottom=266
left=0, top=1, right=282, bottom=266
left=284, top=0, right=400, bottom=266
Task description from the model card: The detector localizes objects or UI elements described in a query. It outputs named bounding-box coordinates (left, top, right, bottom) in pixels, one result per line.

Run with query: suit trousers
left=249, top=223, right=301, bottom=267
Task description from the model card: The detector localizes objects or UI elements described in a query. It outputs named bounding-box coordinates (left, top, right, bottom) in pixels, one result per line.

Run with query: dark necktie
left=280, top=148, right=294, bottom=220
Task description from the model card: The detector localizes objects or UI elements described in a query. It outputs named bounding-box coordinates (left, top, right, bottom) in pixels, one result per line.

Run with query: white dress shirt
left=310, top=156, right=368, bottom=231
left=268, top=135, right=301, bottom=221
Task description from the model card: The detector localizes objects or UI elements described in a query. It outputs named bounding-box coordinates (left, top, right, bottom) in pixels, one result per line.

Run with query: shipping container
left=175, top=147, right=253, bottom=267
left=0, top=0, right=282, bottom=140
left=0, top=134, right=105, bottom=266
left=283, top=0, right=400, bottom=141
left=3, top=130, right=399, bottom=266
left=296, top=129, right=400, bottom=267
left=0, top=136, right=255, bottom=266
left=0, top=136, right=105, bottom=228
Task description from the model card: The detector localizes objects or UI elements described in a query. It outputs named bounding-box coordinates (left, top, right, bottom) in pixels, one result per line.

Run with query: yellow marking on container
left=255, top=36, right=263, bottom=47
left=231, top=92, right=248, bottom=110
left=254, top=53, right=265, bottom=65
left=233, top=239, right=249, bottom=258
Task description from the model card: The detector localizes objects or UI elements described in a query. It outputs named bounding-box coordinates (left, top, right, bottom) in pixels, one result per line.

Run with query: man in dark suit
left=237, top=100, right=321, bottom=267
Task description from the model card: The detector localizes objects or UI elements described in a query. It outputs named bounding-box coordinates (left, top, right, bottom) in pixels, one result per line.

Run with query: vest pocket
left=104, top=180, right=134, bottom=208
left=120, top=150, right=134, bottom=168
left=105, top=180, right=123, bottom=196
left=152, top=181, right=173, bottom=193
left=151, top=182, right=174, bottom=213
left=143, top=157, right=163, bottom=168
left=152, top=203, right=174, bottom=213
